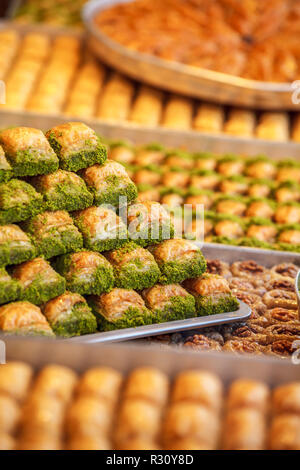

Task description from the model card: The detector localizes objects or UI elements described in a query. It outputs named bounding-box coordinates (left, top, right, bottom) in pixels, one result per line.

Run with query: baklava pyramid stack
left=0, top=122, right=238, bottom=338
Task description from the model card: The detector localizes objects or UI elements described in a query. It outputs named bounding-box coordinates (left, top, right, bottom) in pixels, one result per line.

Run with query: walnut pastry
left=270, top=263, right=299, bottom=279
left=230, top=260, right=268, bottom=280
left=222, top=339, right=265, bottom=355
left=205, top=259, right=232, bottom=278
left=262, top=290, right=297, bottom=310
left=183, top=334, right=222, bottom=352
left=264, top=307, right=298, bottom=324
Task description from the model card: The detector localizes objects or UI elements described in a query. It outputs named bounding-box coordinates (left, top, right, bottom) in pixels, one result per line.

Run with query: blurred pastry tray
left=84, top=0, right=295, bottom=110
left=4, top=336, right=300, bottom=384
left=0, top=21, right=300, bottom=157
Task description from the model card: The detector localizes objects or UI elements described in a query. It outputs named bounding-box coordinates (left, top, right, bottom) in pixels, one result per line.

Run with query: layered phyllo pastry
left=30, top=170, right=93, bottom=212
left=11, top=258, right=65, bottom=305
left=55, top=250, right=114, bottom=295
left=73, top=206, right=127, bottom=252
left=123, top=367, right=169, bottom=407
left=105, top=241, right=160, bottom=290
left=0, top=224, right=35, bottom=266
left=183, top=274, right=239, bottom=316
left=0, top=127, right=59, bottom=177
left=43, top=292, right=97, bottom=337
left=32, top=365, right=78, bottom=404
left=127, top=201, right=174, bottom=247
left=46, top=122, right=107, bottom=172
left=0, top=267, right=21, bottom=305
left=142, top=284, right=196, bottom=322
left=0, top=301, right=54, bottom=336
left=80, top=160, right=137, bottom=207
left=0, top=179, right=44, bottom=224
left=149, top=239, right=206, bottom=284
left=87, top=288, right=152, bottom=331
left=65, top=396, right=112, bottom=438
left=22, top=210, right=83, bottom=259
left=0, top=145, right=12, bottom=183
left=76, top=367, right=123, bottom=405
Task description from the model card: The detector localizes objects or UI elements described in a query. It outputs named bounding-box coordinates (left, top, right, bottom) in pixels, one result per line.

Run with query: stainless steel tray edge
left=83, top=0, right=296, bottom=110
left=66, top=300, right=250, bottom=344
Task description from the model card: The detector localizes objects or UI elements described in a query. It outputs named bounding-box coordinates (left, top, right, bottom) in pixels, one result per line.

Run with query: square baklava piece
left=46, top=122, right=107, bottom=172
left=23, top=210, right=83, bottom=259
left=0, top=301, right=54, bottom=337
left=0, top=224, right=36, bottom=266
left=0, top=179, right=44, bottom=224
left=55, top=250, right=114, bottom=295
left=73, top=206, right=128, bottom=252
left=30, top=169, right=93, bottom=212
left=0, top=267, right=21, bottom=305
left=0, top=127, right=59, bottom=177
left=0, top=145, right=13, bottom=182
left=80, top=160, right=137, bottom=207
left=11, top=258, right=66, bottom=305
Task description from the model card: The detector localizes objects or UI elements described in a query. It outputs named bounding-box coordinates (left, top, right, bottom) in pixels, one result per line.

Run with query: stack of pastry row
left=0, top=121, right=239, bottom=338
left=1, top=362, right=300, bottom=450
left=1, top=29, right=300, bottom=141
left=108, top=141, right=300, bottom=253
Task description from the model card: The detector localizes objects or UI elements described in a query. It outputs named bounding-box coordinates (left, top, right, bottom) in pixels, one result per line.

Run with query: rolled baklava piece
left=272, top=382, right=300, bottom=415
left=162, top=95, right=193, bottom=130
left=127, top=201, right=174, bottom=247
left=171, top=371, right=223, bottom=413
left=43, top=292, right=97, bottom=337
left=226, top=379, right=270, bottom=413
left=276, top=161, right=300, bottom=184
left=88, top=288, right=152, bottom=331
left=190, top=170, right=220, bottom=191
left=130, top=85, right=163, bottom=127
left=97, top=72, right=134, bottom=122
left=183, top=274, right=239, bottom=316
left=80, top=160, right=137, bottom=207
left=245, top=156, right=277, bottom=179
left=23, top=210, right=83, bottom=259
left=30, top=169, right=93, bottom=212
left=0, top=179, right=44, bottom=225
left=0, top=127, right=59, bottom=177
left=55, top=250, right=114, bottom=295
left=164, top=149, right=194, bottom=170
left=274, top=203, right=300, bottom=225
left=0, top=145, right=13, bottom=183
left=0, top=361, right=33, bottom=402
left=219, top=176, right=249, bottom=196
left=224, top=109, right=255, bottom=137
left=246, top=198, right=275, bottom=219
left=76, top=367, right=123, bottom=406
left=0, top=224, right=35, bottom=267
left=0, top=394, right=20, bottom=434
left=162, top=403, right=220, bottom=450
left=245, top=218, right=277, bottom=245
left=269, top=414, right=300, bottom=450
left=105, top=241, right=160, bottom=290
left=66, top=396, right=112, bottom=437
left=0, top=301, right=54, bottom=337
left=109, top=140, right=135, bottom=164
left=278, top=224, right=300, bottom=247
left=212, top=214, right=245, bottom=240
left=0, top=267, right=21, bottom=305
left=194, top=152, right=217, bottom=171
left=115, top=399, right=162, bottom=447
left=123, top=367, right=169, bottom=407
left=73, top=206, right=128, bottom=252
left=274, top=182, right=300, bottom=204
left=216, top=155, right=245, bottom=177
left=256, top=112, right=289, bottom=142
left=222, top=408, right=267, bottom=450
left=247, top=179, right=273, bottom=198
left=20, top=394, right=65, bottom=437
left=11, top=257, right=66, bottom=305
left=32, top=365, right=78, bottom=404
left=142, top=284, right=196, bottom=322
left=149, top=239, right=206, bottom=284
left=193, top=103, right=224, bottom=133
left=214, top=195, right=247, bottom=217
left=46, top=122, right=107, bottom=172
left=134, top=143, right=165, bottom=166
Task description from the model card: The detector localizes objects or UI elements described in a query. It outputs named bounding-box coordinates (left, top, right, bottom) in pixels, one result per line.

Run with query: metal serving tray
left=83, top=0, right=296, bottom=110
left=3, top=336, right=300, bottom=384
left=67, top=300, right=250, bottom=344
